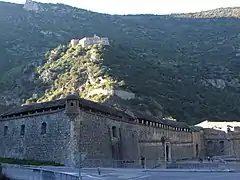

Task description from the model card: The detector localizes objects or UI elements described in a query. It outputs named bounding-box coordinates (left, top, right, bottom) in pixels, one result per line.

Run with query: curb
left=142, top=169, right=235, bottom=173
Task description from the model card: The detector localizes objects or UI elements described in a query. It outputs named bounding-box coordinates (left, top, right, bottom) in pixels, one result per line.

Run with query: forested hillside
left=1, top=1, right=240, bottom=124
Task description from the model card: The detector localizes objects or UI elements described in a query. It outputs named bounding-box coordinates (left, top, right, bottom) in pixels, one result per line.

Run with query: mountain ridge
left=1, top=2, right=240, bottom=124
left=6, top=0, right=240, bottom=17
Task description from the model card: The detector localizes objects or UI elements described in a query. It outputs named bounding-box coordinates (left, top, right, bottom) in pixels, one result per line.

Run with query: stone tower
left=65, top=93, right=80, bottom=119
left=65, top=94, right=81, bottom=167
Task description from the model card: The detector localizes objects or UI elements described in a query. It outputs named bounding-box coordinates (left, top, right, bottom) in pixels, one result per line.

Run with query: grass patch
left=0, top=157, right=63, bottom=166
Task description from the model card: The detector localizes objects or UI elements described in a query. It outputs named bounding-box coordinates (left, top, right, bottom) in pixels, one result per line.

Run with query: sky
left=2, top=0, right=240, bottom=15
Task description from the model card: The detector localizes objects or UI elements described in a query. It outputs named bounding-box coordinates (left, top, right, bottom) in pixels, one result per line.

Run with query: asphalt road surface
left=133, top=172, right=240, bottom=180
left=3, top=166, right=240, bottom=180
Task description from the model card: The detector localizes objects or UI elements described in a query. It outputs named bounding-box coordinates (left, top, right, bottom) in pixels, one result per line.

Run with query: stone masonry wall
left=228, top=131, right=240, bottom=157
left=0, top=111, right=71, bottom=165
left=192, top=130, right=205, bottom=158
left=75, top=110, right=196, bottom=165
left=0, top=103, right=201, bottom=167
left=232, top=135, right=240, bottom=157
left=203, top=129, right=232, bottom=157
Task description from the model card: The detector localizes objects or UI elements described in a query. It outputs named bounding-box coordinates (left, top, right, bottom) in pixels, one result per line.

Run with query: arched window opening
left=4, top=126, right=8, bottom=136
left=20, top=125, right=25, bottom=136
left=70, top=102, right=74, bottom=106
left=112, top=126, right=117, bottom=138
left=41, top=122, right=47, bottom=135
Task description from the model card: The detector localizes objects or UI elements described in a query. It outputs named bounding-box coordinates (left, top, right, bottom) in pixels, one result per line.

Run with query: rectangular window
left=20, top=125, right=25, bottom=136
left=4, top=126, right=8, bottom=136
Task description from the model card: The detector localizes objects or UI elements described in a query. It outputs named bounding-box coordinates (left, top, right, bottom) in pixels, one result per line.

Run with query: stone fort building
left=71, top=35, right=110, bottom=48
left=195, top=120, right=240, bottom=158
left=0, top=94, right=240, bottom=167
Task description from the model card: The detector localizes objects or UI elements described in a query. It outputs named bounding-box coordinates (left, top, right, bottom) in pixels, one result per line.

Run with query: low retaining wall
left=1, top=164, right=78, bottom=180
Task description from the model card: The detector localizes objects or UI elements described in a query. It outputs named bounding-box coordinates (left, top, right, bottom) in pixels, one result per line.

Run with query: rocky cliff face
left=1, top=1, right=240, bottom=123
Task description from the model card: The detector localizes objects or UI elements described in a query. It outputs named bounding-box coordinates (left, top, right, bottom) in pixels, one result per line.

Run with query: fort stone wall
left=0, top=96, right=203, bottom=167
left=0, top=111, right=71, bottom=165
left=203, top=129, right=233, bottom=157
left=72, top=110, right=199, bottom=166
left=196, top=121, right=240, bottom=158
left=231, top=133, right=240, bottom=157
left=192, top=130, right=204, bottom=158
left=226, top=127, right=240, bottom=157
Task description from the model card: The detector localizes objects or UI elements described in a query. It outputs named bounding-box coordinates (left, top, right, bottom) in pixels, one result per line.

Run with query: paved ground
left=85, top=172, right=240, bottom=180
left=79, top=169, right=240, bottom=180
left=3, top=166, right=240, bottom=180
left=3, top=167, right=35, bottom=179
left=135, top=172, right=240, bottom=180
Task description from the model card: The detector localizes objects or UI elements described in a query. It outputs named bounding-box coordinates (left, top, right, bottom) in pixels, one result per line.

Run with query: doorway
left=165, top=144, right=169, bottom=162
left=196, top=144, right=199, bottom=158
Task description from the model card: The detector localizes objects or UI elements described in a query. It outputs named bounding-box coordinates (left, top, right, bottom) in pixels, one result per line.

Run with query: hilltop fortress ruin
left=71, top=35, right=110, bottom=48
left=23, top=0, right=41, bottom=11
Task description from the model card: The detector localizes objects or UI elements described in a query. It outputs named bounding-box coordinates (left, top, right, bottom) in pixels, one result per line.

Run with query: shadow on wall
left=0, top=175, right=10, bottom=180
